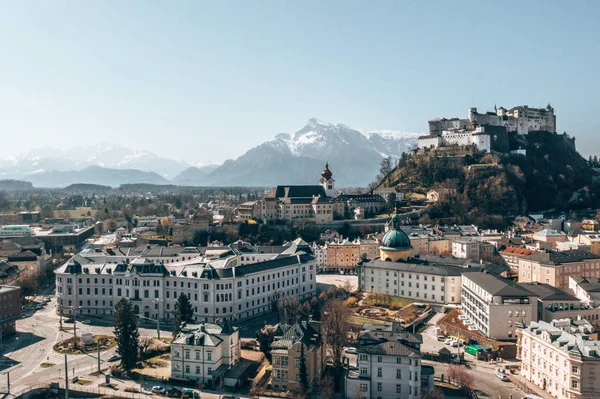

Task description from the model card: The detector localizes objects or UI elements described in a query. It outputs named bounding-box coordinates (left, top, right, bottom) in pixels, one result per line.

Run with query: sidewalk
left=510, top=374, right=555, bottom=399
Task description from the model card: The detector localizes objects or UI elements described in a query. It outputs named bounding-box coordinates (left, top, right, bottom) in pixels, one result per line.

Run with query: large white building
left=461, top=271, right=538, bottom=340
left=54, top=240, right=317, bottom=323
left=345, top=322, right=434, bottom=399
left=519, top=319, right=600, bottom=399
left=171, top=321, right=240, bottom=388
left=428, top=105, right=556, bottom=135
left=358, top=215, right=507, bottom=305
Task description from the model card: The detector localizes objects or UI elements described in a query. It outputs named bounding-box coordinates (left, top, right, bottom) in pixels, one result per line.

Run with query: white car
left=151, top=386, right=166, bottom=394
left=445, top=337, right=454, bottom=344
left=449, top=340, right=460, bottom=347
left=344, top=347, right=358, bottom=355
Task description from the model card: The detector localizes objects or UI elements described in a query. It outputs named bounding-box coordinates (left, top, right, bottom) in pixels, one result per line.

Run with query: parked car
left=151, top=386, right=166, bottom=394
left=107, top=355, right=121, bottom=362
left=80, top=320, right=91, bottom=324
left=166, top=387, right=183, bottom=397
left=183, top=389, right=200, bottom=399
left=449, top=340, right=460, bottom=347
left=221, top=396, right=235, bottom=399
left=344, top=347, right=358, bottom=355
left=496, top=371, right=510, bottom=381
left=437, top=335, right=446, bottom=341
left=64, top=318, right=74, bottom=323
left=35, top=304, right=42, bottom=310
left=44, top=296, right=51, bottom=302
left=444, top=337, right=454, bottom=344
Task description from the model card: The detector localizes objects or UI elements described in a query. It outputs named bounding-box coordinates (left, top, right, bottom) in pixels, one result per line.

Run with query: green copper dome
left=380, top=228, right=412, bottom=250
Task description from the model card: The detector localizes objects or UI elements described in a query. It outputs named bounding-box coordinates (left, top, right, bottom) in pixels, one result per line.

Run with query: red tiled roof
left=500, top=246, right=537, bottom=256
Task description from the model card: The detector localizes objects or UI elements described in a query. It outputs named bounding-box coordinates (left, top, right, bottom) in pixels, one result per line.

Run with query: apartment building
left=520, top=282, right=600, bottom=330
left=0, top=286, right=20, bottom=335
left=518, top=250, right=600, bottom=290
left=520, top=319, right=600, bottom=399
left=573, top=233, right=600, bottom=255
left=270, top=319, right=323, bottom=392
left=500, top=246, right=537, bottom=274
left=532, top=229, right=567, bottom=248
left=325, top=240, right=358, bottom=273
left=452, top=239, right=481, bottom=261
left=345, top=322, right=434, bottom=399
left=55, top=240, right=317, bottom=323
left=461, top=271, right=538, bottom=340
left=359, top=259, right=463, bottom=304
left=569, top=276, right=600, bottom=306
left=171, top=321, right=240, bottom=387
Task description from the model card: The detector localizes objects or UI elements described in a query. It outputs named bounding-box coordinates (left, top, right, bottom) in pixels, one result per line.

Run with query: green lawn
left=363, top=295, right=415, bottom=309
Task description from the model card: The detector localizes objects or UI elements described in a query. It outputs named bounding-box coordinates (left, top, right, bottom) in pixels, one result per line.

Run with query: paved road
left=420, top=315, right=524, bottom=399
left=0, top=296, right=170, bottom=396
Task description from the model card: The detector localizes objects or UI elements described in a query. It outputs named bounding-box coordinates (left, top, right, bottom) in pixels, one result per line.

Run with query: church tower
left=319, top=162, right=335, bottom=197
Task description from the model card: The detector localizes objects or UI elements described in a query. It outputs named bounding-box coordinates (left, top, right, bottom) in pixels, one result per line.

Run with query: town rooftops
left=500, top=246, right=537, bottom=256
left=525, top=250, right=600, bottom=265
left=266, top=185, right=328, bottom=199
left=363, top=255, right=508, bottom=276
left=524, top=319, right=600, bottom=358
left=518, top=283, right=579, bottom=301
left=570, top=276, right=600, bottom=293
left=463, top=271, right=537, bottom=297
left=172, top=321, right=237, bottom=346
left=533, top=229, right=566, bottom=238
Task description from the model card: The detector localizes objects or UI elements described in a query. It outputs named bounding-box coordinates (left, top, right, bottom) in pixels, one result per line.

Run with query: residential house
left=171, top=321, right=240, bottom=388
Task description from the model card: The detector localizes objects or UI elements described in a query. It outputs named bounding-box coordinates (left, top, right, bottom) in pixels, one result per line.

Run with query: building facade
left=345, top=322, right=433, bottom=399
left=0, top=286, right=20, bottom=336
left=171, top=321, right=240, bottom=387
left=519, top=319, right=600, bottom=399
left=518, top=251, right=600, bottom=290
left=55, top=241, right=317, bottom=323
left=270, top=319, right=323, bottom=392
left=461, top=271, right=538, bottom=340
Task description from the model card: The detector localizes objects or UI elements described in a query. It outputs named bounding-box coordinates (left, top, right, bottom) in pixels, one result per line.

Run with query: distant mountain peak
left=307, top=118, right=334, bottom=128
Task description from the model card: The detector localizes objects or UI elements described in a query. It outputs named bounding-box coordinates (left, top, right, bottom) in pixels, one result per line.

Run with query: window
left=360, top=367, right=368, bottom=375
left=396, top=384, right=401, bottom=393
left=376, top=383, right=382, bottom=392
left=377, top=356, right=382, bottom=362
left=377, top=368, right=382, bottom=377
left=207, top=352, right=212, bottom=361
left=396, top=369, right=402, bottom=379
left=572, top=365, right=579, bottom=374
left=359, top=384, right=368, bottom=392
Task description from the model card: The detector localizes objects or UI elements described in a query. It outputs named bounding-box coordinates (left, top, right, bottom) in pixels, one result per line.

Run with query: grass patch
left=349, top=315, right=386, bottom=327
left=53, top=335, right=116, bottom=354
left=75, top=379, right=92, bottom=386
left=363, top=295, right=415, bottom=309
left=40, top=362, right=55, bottom=368
left=124, top=387, right=141, bottom=393
left=99, top=383, right=119, bottom=390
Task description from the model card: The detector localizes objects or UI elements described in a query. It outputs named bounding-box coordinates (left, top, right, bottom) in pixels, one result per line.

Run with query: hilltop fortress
left=419, top=104, right=556, bottom=153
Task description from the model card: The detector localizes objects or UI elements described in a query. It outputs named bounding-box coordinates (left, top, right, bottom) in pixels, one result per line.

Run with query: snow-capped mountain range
left=0, top=119, right=419, bottom=187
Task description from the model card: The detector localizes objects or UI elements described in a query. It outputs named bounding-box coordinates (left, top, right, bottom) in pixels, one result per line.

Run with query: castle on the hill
left=419, top=104, right=556, bottom=153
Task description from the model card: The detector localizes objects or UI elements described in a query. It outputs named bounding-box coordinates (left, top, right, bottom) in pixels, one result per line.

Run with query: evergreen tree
left=173, top=293, right=194, bottom=337
left=298, top=343, right=309, bottom=395
left=114, top=298, right=140, bottom=370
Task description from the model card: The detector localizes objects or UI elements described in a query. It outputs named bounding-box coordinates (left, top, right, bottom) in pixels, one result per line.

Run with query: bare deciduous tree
left=322, top=299, right=352, bottom=390
left=138, top=336, right=154, bottom=357
left=448, top=364, right=475, bottom=397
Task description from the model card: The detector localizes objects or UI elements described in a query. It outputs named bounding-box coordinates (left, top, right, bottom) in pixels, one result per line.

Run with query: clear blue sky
left=1, top=0, right=599, bottom=163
